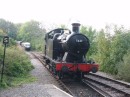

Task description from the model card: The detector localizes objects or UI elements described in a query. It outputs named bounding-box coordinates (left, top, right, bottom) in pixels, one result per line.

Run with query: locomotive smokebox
left=72, top=23, right=80, bottom=33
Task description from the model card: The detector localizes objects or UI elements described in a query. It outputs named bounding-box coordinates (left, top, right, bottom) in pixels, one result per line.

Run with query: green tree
left=0, top=29, right=7, bottom=41
left=15, top=23, right=22, bottom=40
left=95, top=29, right=112, bottom=73
left=80, top=26, right=97, bottom=60
left=117, top=49, right=130, bottom=82
left=18, top=20, right=46, bottom=50
left=95, top=25, right=130, bottom=74
left=0, top=19, right=17, bottom=39
left=111, top=30, right=130, bottom=74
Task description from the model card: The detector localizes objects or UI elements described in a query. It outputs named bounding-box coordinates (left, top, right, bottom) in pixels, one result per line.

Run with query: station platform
left=0, top=84, right=73, bottom=97
left=42, top=84, right=73, bottom=97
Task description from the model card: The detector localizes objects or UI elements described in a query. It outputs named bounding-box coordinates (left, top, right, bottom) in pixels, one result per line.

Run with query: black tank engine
left=44, top=23, right=98, bottom=79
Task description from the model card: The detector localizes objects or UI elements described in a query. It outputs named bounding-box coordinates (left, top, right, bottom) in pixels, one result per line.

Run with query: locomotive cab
left=44, top=29, right=71, bottom=60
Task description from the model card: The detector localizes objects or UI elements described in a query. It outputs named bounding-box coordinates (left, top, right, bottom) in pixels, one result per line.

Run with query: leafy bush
left=0, top=44, right=34, bottom=88
left=4, top=46, right=33, bottom=77
left=117, top=50, right=130, bottom=82
left=8, top=38, right=16, bottom=46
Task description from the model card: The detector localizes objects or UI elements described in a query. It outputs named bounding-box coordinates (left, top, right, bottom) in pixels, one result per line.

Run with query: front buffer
left=55, top=62, right=99, bottom=79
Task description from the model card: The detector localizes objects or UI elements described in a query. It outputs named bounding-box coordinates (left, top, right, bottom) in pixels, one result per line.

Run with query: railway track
left=31, top=52, right=122, bottom=97
left=31, top=52, right=100, bottom=97
left=30, top=52, right=74, bottom=96
left=83, top=73, right=130, bottom=97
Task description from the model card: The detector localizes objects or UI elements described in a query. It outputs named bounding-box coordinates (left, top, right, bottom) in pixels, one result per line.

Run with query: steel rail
left=84, top=74, right=130, bottom=97
left=82, top=79, right=113, bottom=97
left=89, top=73, right=130, bottom=88
left=31, top=52, right=113, bottom=97
left=30, top=52, right=75, bottom=96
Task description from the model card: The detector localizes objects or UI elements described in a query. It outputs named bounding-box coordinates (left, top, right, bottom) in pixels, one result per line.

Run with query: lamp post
left=1, top=36, right=9, bottom=84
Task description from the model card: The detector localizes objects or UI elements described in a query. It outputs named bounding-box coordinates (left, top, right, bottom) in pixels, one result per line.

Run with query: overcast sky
left=0, top=0, right=130, bottom=30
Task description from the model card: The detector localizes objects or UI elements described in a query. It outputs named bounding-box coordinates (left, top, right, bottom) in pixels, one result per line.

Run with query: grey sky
left=0, top=0, right=130, bottom=30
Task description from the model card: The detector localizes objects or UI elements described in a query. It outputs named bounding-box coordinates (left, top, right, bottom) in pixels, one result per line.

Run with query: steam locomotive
left=43, top=23, right=99, bottom=79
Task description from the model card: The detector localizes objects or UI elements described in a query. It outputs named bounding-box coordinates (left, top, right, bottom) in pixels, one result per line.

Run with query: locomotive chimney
left=72, top=23, right=80, bottom=33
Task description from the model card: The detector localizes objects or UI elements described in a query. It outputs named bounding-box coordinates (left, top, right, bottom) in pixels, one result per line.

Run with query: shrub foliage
left=4, top=46, right=33, bottom=76
left=0, top=44, right=33, bottom=87
left=117, top=50, right=130, bottom=82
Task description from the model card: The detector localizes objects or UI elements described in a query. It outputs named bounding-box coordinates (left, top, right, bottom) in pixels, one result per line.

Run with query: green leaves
left=4, top=47, right=33, bottom=77
left=81, top=25, right=130, bottom=78
left=95, top=29, right=112, bottom=72
left=17, top=20, right=46, bottom=50
left=96, top=26, right=130, bottom=75
left=80, top=26, right=97, bottom=59
left=0, top=19, right=17, bottom=39
left=117, top=50, right=130, bottom=82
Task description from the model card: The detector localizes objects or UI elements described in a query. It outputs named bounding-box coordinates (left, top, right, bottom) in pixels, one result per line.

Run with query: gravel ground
left=96, top=71, right=115, bottom=79
left=0, top=52, right=62, bottom=97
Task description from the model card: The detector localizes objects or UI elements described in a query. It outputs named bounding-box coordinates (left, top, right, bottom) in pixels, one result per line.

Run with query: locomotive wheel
left=49, top=65, right=51, bottom=70
left=52, top=67, right=57, bottom=75
left=57, top=71, right=62, bottom=79
left=49, top=65, right=53, bottom=72
left=51, top=62, right=57, bottom=75
left=81, top=72, right=85, bottom=78
left=76, top=72, right=84, bottom=81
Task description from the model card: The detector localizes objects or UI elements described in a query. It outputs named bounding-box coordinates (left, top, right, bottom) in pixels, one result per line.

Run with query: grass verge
left=0, top=74, right=37, bottom=89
